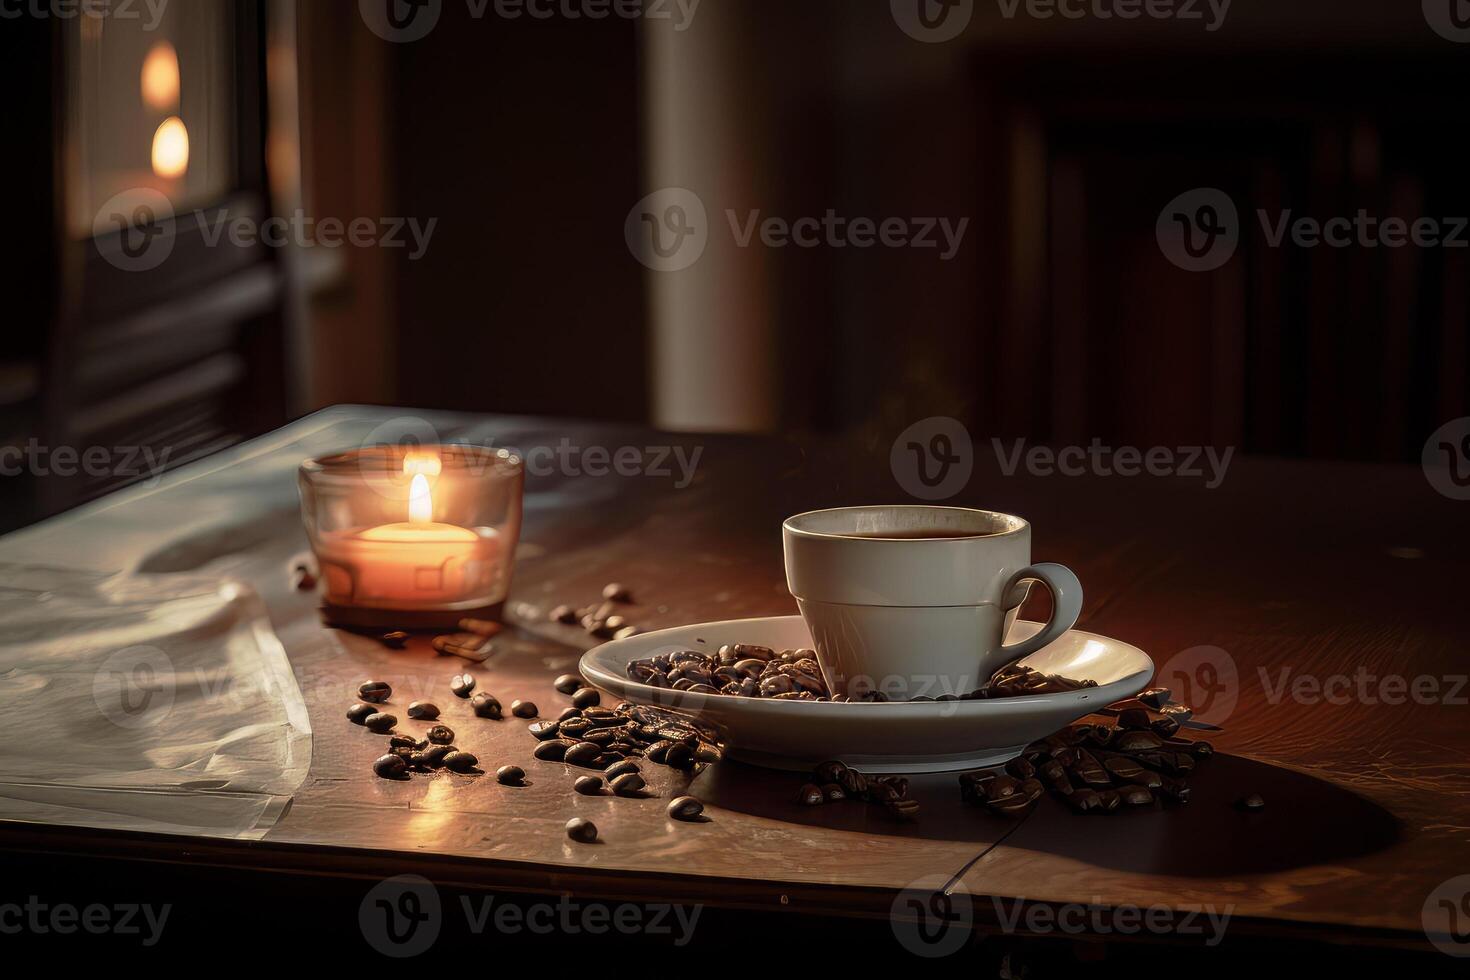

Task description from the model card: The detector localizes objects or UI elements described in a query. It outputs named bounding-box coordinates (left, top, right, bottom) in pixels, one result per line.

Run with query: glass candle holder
left=299, top=445, right=523, bottom=629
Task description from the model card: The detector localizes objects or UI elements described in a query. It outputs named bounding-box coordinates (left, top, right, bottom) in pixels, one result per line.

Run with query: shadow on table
left=695, top=754, right=1401, bottom=875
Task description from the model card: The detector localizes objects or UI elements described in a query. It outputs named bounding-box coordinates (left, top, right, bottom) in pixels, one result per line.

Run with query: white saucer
left=579, top=616, right=1154, bottom=773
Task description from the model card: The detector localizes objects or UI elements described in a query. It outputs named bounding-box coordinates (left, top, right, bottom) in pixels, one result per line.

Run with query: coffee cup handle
left=996, top=563, right=1083, bottom=661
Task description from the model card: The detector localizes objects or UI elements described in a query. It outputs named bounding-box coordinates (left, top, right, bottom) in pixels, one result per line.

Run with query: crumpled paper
left=0, top=564, right=310, bottom=839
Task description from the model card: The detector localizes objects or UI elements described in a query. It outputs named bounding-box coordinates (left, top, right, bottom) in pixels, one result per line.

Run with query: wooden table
left=2, top=406, right=1466, bottom=961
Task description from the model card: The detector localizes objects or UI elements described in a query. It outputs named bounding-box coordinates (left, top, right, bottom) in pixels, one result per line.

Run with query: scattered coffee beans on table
left=497, top=765, right=525, bottom=785
left=364, top=712, right=397, bottom=734
left=472, top=692, right=504, bottom=719
left=511, top=699, right=538, bottom=719
left=358, top=679, right=392, bottom=703
left=443, top=750, right=480, bottom=773
left=566, top=817, right=598, bottom=843
left=380, top=631, right=409, bottom=650
left=346, top=702, right=377, bottom=725
left=667, top=797, right=704, bottom=821
left=407, top=700, right=440, bottom=720
left=573, top=775, right=603, bottom=795
left=450, top=673, right=476, bottom=698
left=426, top=724, right=455, bottom=745
left=373, top=754, right=408, bottom=780
left=432, top=633, right=496, bottom=660
left=554, top=674, right=585, bottom=695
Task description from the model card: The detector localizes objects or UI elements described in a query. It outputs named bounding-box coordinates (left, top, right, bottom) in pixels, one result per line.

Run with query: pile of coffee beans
left=798, top=760, right=920, bottom=820
left=624, top=645, right=1097, bottom=702
left=526, top=698, right=722, bottom=772
left=346, top=670, right=518, bottom=782
left=959, top=690, right=1213, bottom=817
left=548, top=582, right=642, bottom=640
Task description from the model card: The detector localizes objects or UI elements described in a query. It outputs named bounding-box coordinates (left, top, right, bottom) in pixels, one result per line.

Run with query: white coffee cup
left=782, top=505, right=1082, bottom=700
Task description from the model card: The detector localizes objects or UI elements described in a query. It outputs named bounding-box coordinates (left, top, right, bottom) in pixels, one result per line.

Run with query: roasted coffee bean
left=1006, top=757, right=1036, bottom=780
left=988, top=792, right=1034, bottom=816
left=645, top=740, right=673, bottom=763
left=1132, top=769, right=1163, bottom=790
left=663, top=743, right=694, bottom=770
left=1158, top=778, right=1191, bottom=804
left=958, top=771, right=991, bottom=805
left=389, top=733, right=420, bottom=749
left=602, top=583, right=633, bottom=603
left=1102, top=755, right=1144, bottom=781
left=1138, top=688, right=1171, bottom=710
left=426, top=724, right=455, bottom=745
left=529, top=720, right=561, bottom=741
left=1097, top=789, right=1122, bottom=812
left=604, top=760, right=641, bottom=780
left=813, top=760, right=847, bottom=784
left=1069, top=750, right=1111, bottom=788
left=573, top=775, right=603, bottom=795
left=389, top=745, right=415, bottom=761
left=581, top=707, right=620, bottom=726
left=407, top=700, right=440, bottom=721
left=668, top=796, right=704, bottom=821
left=558, top=707, right=583, bottom=722
left=358, top=680, right=392, bottom=703
left=694, top=744, right=722, bottom=764
left=496, top=765, right=525, bottom=785
left=583, top=728, right=616, bottom=747
left=534, top=739, right=575, bottom=762
left=1066, top=789, right=1103, bottom=813
left=1088, top=725, right=1116, bottom=748
left=380, top=631, right=409, bottom=649
left=564, top=741, right=604, bottom=767
left=566, top=817, right=598, bottom=843
left=1159, top=702, right=1193, bottom=723
left=1113, top=730, right=1164, bottom=753
left=1118, top=708, right=1152, bottom=730
left=836, top=767, right=867, bottom=797
left=571, top=688, right=601, bottom=710
left=1121, top=785, right=1154, bottom=806
left=559, top=718, right=592, bottom=740
left=511, top=700, right=538, bottom=719
left=1189, top=739, right=1214, bottom=758
left=798, top=783, right=825, bottom=806
left=1238, top=793, right=1266, bottom=811
left=1039, top=760, right=1072, bottom=794
left=443, top=750, right=479, bottom=773
left=373, top=754, right=408, bottom=779
left=610, top=772, right=646, bottom=796
left=364, top=712, right=397, bottom=733
left=472, top=693, right=503, bottom=719
left=1020, top=777, right=1044, bottom=803
left=347, top=702, right=377, bottom=725
left=450, top=673, right=477, bottom=698
left=603, top=615, right=628, bottom=632
left=986, top=774, right=1022, bottom=801
left=554, top=674, right=585, bottom=695
left=886, top=799, right=921, bottom=820
left=550, top=604, right=578, bottom=624
left=820, top=782, right=846, bottom=802
left=613, top=626, right=641, bottom=640
left=1151, top=716, right=1181, bottom=739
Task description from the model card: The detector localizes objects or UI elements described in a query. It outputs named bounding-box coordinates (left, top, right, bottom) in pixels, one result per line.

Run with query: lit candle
left=315, top=456, right=502, bottom=610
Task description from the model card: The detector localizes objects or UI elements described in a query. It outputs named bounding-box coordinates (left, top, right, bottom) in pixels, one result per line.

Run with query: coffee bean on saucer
left=364, top=712, right=397, bottom=734
left=529, top=720, right=561, bottom=740
left=668, top=796, right=704, bottom=821
left=450, top=673, right=476, bottom=698
left=443, top=750, right=479, bottom=773
left=1238, top=793, right=1266, bottom=811
left=496, top=765, right=525, bottom=785
left=380, top=631, right=409, bottom=650
left=510, top=699, right=538, bottom=719
left=566, top=817, right=598, bottom=843
left=346, top=703, right=377, bottom=725
left=472, top=693, right=503, bottom=719
left=798, top=783, right=825, bottom=806
left=549, top=605, right=578, bottom=624
left=1138, top=688, right=1172, bottom=710
left=426, top=724, right=455, bottom=745
left=571, top=688, right=601, bottom=710
left=604, top=760, right=640, bottom=780
left=407, top=701, right=440, bottom=720
left=554, top=674, right=585, bottom=695
left=564, top=741, right=603, bottom=767
left=373, top=754, right=408, bottom=780
left=534, top=739, right=575, bottom=762
left=611, top=772, right=646, bottom=796
left=358, top=680, right=391, bottom=703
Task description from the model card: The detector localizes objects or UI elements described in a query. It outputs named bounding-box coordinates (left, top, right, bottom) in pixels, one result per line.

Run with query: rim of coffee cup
left=783, top=505, right=1028, bottom=541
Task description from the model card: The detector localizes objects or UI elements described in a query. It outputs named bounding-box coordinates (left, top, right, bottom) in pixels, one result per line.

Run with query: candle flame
left=409, top=473, right=432, bottom=525
left=151, top=116, right=189, bottom=179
